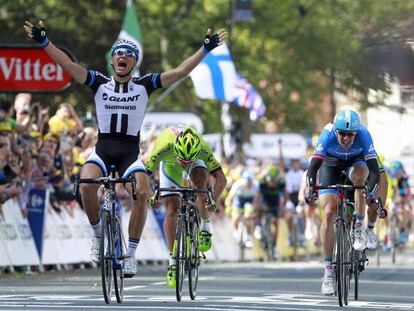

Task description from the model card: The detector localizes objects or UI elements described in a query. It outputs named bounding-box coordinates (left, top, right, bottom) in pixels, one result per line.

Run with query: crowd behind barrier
left=0, top=93, right=413, bottom=272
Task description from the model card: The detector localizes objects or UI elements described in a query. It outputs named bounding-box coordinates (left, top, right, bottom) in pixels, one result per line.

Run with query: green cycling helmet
left=268, top=165, right=280, bottom=178
left=174, top=128, right=201, bottom=160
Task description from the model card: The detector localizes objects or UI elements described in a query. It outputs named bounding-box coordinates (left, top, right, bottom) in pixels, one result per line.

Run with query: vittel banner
left=0, top=45, right=74, bottom=92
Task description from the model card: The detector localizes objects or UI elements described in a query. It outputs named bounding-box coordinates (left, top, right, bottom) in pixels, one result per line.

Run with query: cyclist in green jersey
left=144, top=125, right=227, bottom=288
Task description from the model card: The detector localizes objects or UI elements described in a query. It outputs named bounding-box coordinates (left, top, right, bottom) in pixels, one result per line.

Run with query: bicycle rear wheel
left=188, top=220, right=200, bottom=300
left=101, top=213, right=113, bottom=304
left=175, top=215, right=186, bottom=301
left=113, top=216, right=125, bottom=303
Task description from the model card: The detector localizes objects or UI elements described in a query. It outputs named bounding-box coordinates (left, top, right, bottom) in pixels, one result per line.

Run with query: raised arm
left=160, top=28, right=227, bottom=88
left=23, top=20, right=87, bottom=84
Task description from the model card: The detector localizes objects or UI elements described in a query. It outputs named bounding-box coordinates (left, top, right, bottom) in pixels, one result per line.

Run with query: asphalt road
left=0, top=249, right=413, bottom=311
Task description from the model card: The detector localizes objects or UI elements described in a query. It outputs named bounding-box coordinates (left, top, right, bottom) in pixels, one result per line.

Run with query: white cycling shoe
left=123, top=256, right=137, bottom=278
left=321, top=274, right=335, bottom=295
left=365, top=229, right=378, bottom=249
left=353, top=229, right=367, bottom=251
left=90, top=236, right=100, bottom=263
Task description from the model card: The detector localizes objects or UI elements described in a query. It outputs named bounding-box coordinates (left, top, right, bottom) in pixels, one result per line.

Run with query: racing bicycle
left=151, top=186, right=213, bottom=301
left=74, top=165, right=137, bottom=304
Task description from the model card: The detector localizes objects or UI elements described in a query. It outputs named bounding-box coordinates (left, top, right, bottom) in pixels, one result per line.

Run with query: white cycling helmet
left=111, top=39, right=139, bottom=61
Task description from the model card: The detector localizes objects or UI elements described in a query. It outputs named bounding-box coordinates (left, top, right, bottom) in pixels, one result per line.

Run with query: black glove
left=31, top=21, right=49, bottom=47
left=305, top=186, right=315, bottom=205
left=202, top=29, right=221, bottom=53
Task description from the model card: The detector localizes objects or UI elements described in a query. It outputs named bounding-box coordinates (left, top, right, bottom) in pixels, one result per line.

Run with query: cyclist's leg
left=189, top=166, right=209, bottom=223
left=348, top=162, right=369, bottom=224
left=318, top=156, right=342, bottom=295
left=366, top=171, right=387, bottom=248
left=80, top=162, right=104, bottom=226
left=121, top=153, right=150, bottom=258
left=158, top=162, right=183, bottom=288
left=81, top=151, right=106, bottom=262
left=190, top=165, right=213, bottom=252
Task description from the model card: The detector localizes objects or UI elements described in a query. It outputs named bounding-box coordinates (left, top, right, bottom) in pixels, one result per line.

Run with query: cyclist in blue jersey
left=24, top=20, right=226, bottom=278
left=306, top=110, right=380, bottom=296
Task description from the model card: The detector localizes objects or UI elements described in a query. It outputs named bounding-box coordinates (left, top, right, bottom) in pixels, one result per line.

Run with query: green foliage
left=1, top=0, right=413, bottom=133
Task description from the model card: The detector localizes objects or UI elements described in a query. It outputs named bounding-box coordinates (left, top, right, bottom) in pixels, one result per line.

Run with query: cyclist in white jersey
left=24, top=20, right=226, bottom=277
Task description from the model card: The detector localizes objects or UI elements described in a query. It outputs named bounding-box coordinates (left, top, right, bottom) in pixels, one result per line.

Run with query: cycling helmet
left=268, top=165, right=279, bottom=178
left=174, top=128, right=201, bottom=161
left=111, top=39, right=139, bottom=61
left=333, top=110, right=360, bottom=133
left=390, top=160, right=404, bottom=174
left=241, top=170, right=253, bottom=182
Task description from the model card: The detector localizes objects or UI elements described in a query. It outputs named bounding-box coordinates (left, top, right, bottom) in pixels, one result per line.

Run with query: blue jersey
left=314, top=123, right=377, bottom=161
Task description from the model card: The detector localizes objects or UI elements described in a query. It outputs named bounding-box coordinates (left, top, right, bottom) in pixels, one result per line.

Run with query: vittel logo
left=0, top=46, right=73, bottom=92
left=0, top=57, right=64, bottom=81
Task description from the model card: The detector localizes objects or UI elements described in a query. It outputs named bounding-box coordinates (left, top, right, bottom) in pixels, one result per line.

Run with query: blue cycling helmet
left=390, top=160, right=404, bottom=174
left=333, top=110, right=360, bottom=132
left=111, top=39, right=139, bottom=62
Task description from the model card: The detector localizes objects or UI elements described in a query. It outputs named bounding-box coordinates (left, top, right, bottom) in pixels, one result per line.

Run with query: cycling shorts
left=318, top=154, right=366, bottom=196
left=232, top=197, right=255, bottom=215
left=159, top=159, right=207, bottom=197
left=85, top=137, right=146, bottom=177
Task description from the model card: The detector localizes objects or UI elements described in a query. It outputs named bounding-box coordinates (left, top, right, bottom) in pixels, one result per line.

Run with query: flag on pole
left=190, top=43, right=266, bottom=120
left=233, top=74, right=266, bottom=121
left=189, top=43, right=238, bottom=102
left=106, top=0, right=143, bottom=75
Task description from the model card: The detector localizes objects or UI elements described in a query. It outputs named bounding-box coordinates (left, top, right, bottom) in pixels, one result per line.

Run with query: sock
left=367, top=221, right=375, bottom=230
left=355, top=215, right=364, bottom=229
left=200, top=219, right=210, bottom=232
left=90, top=219, right=101, bottom=238
left=126, top=238, right=140, bottom=257
left=324, top=256, right=333, bottom=277
left=169, top=253, right=176, bottom=266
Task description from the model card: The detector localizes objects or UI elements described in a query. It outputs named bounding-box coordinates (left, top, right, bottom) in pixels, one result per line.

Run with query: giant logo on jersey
left=102, top=92, right=138, bottom=110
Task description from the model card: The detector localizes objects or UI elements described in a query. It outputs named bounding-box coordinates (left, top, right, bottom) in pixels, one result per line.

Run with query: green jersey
left=144, top=125, right=221, bottom=174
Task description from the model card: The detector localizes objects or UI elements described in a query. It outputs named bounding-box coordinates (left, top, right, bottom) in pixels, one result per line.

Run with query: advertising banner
left=0, top=45, right=74, bottom=92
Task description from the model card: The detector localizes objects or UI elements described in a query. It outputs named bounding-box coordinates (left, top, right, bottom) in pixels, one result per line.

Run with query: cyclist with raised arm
left=306, top=110, right=380, bottom=295
left=23, top=20, right=226, bottom=278
left=144, top=125, right=227, bottom=288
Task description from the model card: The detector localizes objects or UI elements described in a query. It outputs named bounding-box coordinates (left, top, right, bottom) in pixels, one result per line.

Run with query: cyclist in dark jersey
left=24, top=20, right=226, bottom=277
left=257, top=166, right=285, bottom=257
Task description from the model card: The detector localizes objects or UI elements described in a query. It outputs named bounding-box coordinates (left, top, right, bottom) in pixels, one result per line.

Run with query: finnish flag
left=190, top=43, right=237, bottom=102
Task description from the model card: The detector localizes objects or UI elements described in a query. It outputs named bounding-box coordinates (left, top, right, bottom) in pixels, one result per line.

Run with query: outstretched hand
left=23, top=20, right=49, bottom=46
left=202, top=28, right=227, bottom=52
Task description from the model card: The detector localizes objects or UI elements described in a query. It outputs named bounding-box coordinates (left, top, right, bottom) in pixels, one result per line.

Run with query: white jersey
left=229, top=178, right=260, bottom=199
left=285, top=168, right=305, bottom=193
left=85, top=70, right=162, bottom=141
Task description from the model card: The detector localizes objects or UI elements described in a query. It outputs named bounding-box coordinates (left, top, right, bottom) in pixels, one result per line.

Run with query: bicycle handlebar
left=73, top=175, right=137, bottom=200
left=150, top=186, right=213, bottom=208
left=316, top=184, right=367, bottom=191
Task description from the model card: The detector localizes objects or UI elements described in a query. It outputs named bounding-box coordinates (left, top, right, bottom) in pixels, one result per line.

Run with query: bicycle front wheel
left=175, top=215, right=186, bottom=301
left=101, top=213, right=113, bottom=304
left=335, top=221, right=345, bottom=307
left=113, top=216, right=125, bottom=303
left=188, top=220, right=200, bottom=300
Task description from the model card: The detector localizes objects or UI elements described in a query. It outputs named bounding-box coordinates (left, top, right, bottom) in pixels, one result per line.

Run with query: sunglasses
left=177, top=158, right=194, bottom=166
left=112, top=48, right=135, bottom=58
left=337, top=131, right=356, bottom=137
